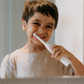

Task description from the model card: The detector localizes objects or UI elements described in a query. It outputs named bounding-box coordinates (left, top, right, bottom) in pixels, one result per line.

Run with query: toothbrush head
left=33, top=33, right=36, bottom=37
left=33, top=33, right=37, bottom=39
left=33, top=33, right=46, bottom=45
left=33, top=33, right=40, bottom=40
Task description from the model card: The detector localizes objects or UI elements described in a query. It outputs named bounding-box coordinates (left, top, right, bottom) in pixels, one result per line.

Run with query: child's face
left=23, top=12, right=55, bottom=45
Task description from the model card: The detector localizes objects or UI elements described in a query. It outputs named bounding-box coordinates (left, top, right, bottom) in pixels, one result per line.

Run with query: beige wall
left=0, top=0, right=27, bottom=65
left=55, top=0, right=83, bottom=63
left=83, top=1, right=84, bottom=64
left=0, top=0, right=9, bottom=65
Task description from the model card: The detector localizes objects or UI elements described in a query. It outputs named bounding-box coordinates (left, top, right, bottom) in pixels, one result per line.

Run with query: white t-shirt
left=1, top=49, right=73, bottom=78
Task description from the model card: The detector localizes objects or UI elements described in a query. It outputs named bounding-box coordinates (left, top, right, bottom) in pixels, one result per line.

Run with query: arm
left=1, top=54, right=9, bottom=78
left=1, top=54, right=15, bottom=78
left=50, top=44, right=84, bottom=76
left=70, top=54, right=84, bottom=75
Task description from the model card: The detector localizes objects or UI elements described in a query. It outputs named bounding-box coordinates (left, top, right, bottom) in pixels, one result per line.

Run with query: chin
left=35, top=42, right=43, bottom=45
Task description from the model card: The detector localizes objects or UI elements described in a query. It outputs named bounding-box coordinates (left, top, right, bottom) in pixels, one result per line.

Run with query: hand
left=50, top=44, right=73, bottom=61
left=50, top=44, right=84, bottom=76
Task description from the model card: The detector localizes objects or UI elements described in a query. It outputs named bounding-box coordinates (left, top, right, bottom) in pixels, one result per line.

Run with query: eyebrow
left=32, top=19, right=41, bottom=22
left=47, top=23, right=55, bottom=27
left=32, top=19, right=55, bottom=27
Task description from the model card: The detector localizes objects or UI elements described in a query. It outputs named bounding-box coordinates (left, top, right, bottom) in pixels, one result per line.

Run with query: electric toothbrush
left=33, top=33, right=71, bottom=66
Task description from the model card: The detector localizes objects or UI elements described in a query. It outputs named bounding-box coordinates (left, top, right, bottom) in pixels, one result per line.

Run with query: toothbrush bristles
left=33, top=33, right=45, bottom=45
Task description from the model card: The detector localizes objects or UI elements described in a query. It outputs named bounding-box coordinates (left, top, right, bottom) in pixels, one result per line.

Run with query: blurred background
left=0, top=0, right=83, bottom=66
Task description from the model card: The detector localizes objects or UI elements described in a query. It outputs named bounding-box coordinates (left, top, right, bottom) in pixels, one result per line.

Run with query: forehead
left=29, top=12, right=55, bottom=23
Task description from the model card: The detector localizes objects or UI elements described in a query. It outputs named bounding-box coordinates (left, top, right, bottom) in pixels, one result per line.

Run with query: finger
left=52, top=47, right=61, bottom=56
left=57, top=50, right=68, bottom=60
left=55, top=49, right=62, bottom=60
left=57, top=48, right=66, bottom=60
left=50, top=44, right=59, bottom=51
left=57, top=52, right=64, bottom=60
left=51, top=46, right=62, bottom=58
left=59, top=52, right=70, bottom=60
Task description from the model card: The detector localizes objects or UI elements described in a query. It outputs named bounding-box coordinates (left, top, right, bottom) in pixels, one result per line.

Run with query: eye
left=46, top=25, right=53, bottom=28
left=33, top=22, right=40, bottom=26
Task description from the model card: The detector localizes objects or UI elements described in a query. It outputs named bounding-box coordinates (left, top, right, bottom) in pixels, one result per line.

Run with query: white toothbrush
left=33, top=33, right=71, bottom=66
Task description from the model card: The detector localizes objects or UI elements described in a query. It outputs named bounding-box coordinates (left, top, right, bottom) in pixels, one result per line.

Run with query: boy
left=1, top=0, right=84, bottom=78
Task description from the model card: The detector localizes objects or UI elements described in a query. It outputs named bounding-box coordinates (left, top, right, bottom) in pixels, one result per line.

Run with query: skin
left=21, top=12, right=84, bottom=76
left=21, top=12, right=55, bottom=53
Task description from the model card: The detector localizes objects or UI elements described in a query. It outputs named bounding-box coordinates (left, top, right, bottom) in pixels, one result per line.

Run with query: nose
left=38, top=26, right=46, bottom=33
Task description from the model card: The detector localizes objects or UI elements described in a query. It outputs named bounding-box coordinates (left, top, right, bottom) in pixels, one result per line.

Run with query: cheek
left=46, top=30, right=53, bottom=41
left=48, top=30, right=53, bottom=37
left=26, top=26, right=36, bottom=38
left=26, top=27, right=32, bottom=37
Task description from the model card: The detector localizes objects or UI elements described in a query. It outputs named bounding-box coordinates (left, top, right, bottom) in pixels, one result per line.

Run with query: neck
left=20, top=41, right=46, bottom=53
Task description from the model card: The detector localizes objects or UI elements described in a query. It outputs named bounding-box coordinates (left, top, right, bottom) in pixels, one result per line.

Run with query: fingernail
left=51, top=55, right=54, bottom=58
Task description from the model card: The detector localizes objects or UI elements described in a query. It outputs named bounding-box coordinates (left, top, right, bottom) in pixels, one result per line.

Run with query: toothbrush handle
left=45, top=43, right=53, bottom=54
left=45, top=43, right=71, bottom=66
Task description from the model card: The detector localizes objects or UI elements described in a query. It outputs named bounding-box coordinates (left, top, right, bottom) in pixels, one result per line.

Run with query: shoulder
left=1, top=54, right=9, bottom=67
left=0, top=49, right=20, bottom=78
left=1, top=49, right=20, bottom=65
left=10, top=49, right=20, bottom=57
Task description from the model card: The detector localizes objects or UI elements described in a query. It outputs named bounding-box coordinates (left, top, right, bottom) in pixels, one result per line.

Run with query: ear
left=22, top=19, right=27, bottom=31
